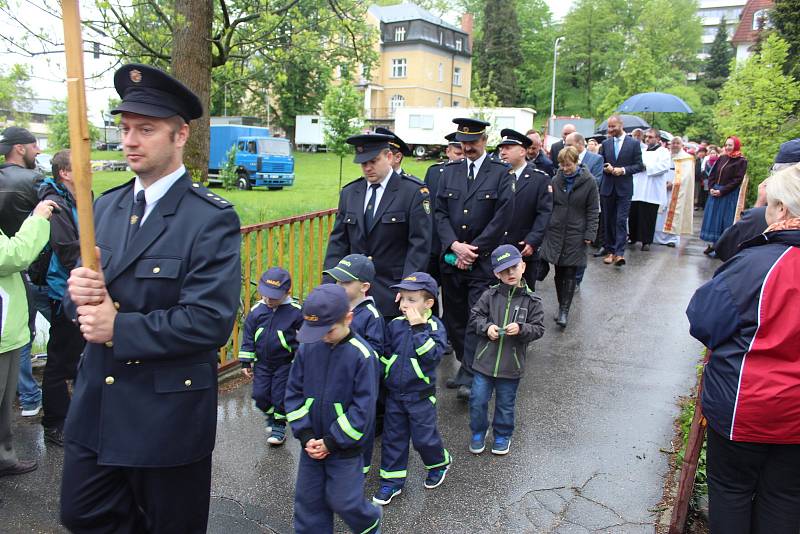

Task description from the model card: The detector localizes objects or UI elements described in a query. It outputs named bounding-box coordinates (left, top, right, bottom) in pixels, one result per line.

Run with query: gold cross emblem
left=130, top=215, right=139, bottom=225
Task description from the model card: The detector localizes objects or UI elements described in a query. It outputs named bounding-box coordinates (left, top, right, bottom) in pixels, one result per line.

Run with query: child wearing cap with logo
left=239, top=267, right=303, bottom=445
left=468, top=245, right=545, bottom=456
left=285, top=284, right=381, bottom=534
left=373, top=272, right=450, bottom=506
left=323, top=254, right=385, bottom=475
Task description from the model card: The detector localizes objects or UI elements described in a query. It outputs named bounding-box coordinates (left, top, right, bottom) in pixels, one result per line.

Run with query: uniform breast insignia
left=423, top=199, right=431, bottom=214
left=548, top=185, right=553, bottom=193
left=130, top=214, right=139, bottom=225
left=420, top=187, right=429, bottom=195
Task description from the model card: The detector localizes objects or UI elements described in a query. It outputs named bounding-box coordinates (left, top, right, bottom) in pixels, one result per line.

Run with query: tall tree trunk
left=172, top=0, right=213, bottom=182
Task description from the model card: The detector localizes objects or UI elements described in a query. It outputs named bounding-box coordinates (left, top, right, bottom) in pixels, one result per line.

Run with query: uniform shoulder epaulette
left=400, top=173, right=424, bottom=185
left=189, top=182, right=233, bottom=209
left=490, top=158, right=511, bottom=167
left=290, top=301, right=302, bottom=309
left=99, top=177, right=135, bottom=198
left=342, top=176, right=364, bottom=189
left=444, top=158, right=464, bottom=167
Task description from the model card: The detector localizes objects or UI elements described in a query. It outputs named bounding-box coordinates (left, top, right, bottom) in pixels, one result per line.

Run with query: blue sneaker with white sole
left=424, top=462, right=450, bottom=489
left=469, top=433, right=485, bottom=454
left=491, top=436, right=511, bottom=455
left=372, top=485, right=401, bottom=505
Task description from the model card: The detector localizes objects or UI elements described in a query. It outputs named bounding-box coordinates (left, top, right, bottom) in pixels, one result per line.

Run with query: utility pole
left=549, top=36, right=564, bottom=136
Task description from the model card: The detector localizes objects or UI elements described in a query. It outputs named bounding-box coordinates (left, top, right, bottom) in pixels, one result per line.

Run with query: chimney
left=461, top=13, right=473, bottom=49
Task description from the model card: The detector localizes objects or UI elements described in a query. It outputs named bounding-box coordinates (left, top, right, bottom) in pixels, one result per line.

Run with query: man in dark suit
left=60, top=64, right=241, bottom=533
left=598, top=115, right=644, bottom=266
left=324, top=133, right=431, bottom=319
left=499, top=128, right=553, bottom=290
left=525, top=130, right=554, bottom=176
left=424, top=132, right=463, bottom=280
left=436, top=118, right=514, bottom=399
left=549, top=123, right=576, bottom=169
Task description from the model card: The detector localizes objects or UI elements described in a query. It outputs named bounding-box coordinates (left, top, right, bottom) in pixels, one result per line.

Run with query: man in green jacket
left=0, top=199, right=57, bottom=477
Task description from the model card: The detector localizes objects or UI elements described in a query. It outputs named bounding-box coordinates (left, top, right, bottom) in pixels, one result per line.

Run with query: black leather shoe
left=641, top=244, right=650, bottom=251
left=44, top=426, right=64, bottom=447
left=456, top=385, right=471, bottom=400
left=556, top=308, right=569, bottom=328
left=0, top=459, right=37, bottom=477
left=592, top=249, right=609, bottom=258
left=445, top=377, right=458, bottom=389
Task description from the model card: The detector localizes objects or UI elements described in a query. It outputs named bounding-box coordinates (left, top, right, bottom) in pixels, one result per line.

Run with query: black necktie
left=364, top=183, right=380, bottom=229
left=468, top=162, right=475, bottom=181
left=126, top=190, right=146, bottom=249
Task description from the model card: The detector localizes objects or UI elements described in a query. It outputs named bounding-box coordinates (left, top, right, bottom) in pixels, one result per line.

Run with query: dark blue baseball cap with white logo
left=298, top=284, right=351, bottom=343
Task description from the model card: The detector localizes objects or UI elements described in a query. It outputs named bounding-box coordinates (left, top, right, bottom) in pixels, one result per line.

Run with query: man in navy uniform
left=424, top=132, right=463, bottom=281
left=60, top=64, right=241, bottom=533
left=375, top=126, right=416, bottom=179
left=436, top=118, right=513, bottom=400
left=324, top=133, right=431, bottom=320
left=497, top=129, right=553, bottom=291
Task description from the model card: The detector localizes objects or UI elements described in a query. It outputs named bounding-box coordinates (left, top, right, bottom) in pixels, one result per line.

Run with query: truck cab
left=233, top=136, right=294, bottom=190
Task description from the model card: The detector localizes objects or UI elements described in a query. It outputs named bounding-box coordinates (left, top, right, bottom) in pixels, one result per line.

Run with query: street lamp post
left=549, top=36, right=564, bottom=136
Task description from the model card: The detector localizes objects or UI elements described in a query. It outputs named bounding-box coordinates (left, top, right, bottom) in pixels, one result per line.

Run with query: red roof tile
left=731, top=0, right=773, bottom=44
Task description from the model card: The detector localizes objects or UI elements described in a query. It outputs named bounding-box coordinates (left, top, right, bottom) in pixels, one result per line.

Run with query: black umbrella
left=595, top=114, right=650, bottom=134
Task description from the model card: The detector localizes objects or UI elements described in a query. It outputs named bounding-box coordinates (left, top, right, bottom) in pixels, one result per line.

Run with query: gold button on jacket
left=105, top=376, right=115, bottom=385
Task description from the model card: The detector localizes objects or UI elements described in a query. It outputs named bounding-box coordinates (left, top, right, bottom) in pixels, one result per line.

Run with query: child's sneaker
left=267, top=426, right=286, bottom=445
left=469, top=433, right=485, bottom=454
left=372, top=485, right=401, bottom=505
left=491, top=436, right=511, bottom=455
left=424, top=462, right=450, bottom=489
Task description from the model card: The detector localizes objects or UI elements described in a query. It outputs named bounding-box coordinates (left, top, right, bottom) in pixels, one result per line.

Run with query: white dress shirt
left=133, top=165, right=186, bottom=225
left=466, top=151, right=488, bottom=178
left=577, top=148, right=587, bottom=165
left=363, top=168, right=393, bottom=214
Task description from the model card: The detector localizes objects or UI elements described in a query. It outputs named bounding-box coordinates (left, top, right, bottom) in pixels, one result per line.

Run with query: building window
left=394, top=26, right=406, bottom=42
left=436, top=97, right=443, bottom=107
left=452, top=100, right=460, bottom=107
left=409, top=114, right=434, bottom=129
left=390, top=94, right=405, bottom=115
left=439, top=31, right=443, bottom=45
left=455, top=39, right=462, bottom=51
left=438, top=63, right=443, bottom=82
left=391, top=58, right=407, bottom=78
left=752, top=9, right=769, bottom=30
left=453, top=67, right=462, bottom=86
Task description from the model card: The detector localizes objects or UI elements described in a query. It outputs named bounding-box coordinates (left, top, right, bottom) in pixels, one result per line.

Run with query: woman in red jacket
left=700, top=136, right=748, bottom=254
left=687, top=164, right=800, bottom=533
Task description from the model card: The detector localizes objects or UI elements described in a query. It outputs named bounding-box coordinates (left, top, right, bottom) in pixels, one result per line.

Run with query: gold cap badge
left=130, top=69, right=142, bottom=83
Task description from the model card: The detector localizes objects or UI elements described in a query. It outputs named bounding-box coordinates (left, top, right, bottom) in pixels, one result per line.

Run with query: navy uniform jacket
left=435, top=157, right=514, bottom=278
left=531, top=151, right=555, bottom=177
left=239, top=299, right=304, bottom=368
left=324, top=172, right=432, bottom=317
left=63, top=174, right=241, bottom=467
left=381, top=314, right=447, bottom=398
left=505, top=164, right=553, bottom=251
left=598, top=136, right=645, bottom=198
left=285, top=333, right=378, bottom=457
left=424, top=161, right=447, bottom=260
left=351, top=297, right=386, bottom=357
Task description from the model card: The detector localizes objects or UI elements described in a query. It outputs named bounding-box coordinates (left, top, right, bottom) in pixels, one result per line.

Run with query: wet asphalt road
left=0, top=230, right=718, bottom=533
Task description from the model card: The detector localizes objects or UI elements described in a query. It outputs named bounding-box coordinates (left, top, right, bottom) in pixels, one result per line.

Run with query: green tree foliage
left=704, top=17, right=734, bottom=89
left=515, top=0, right=556, bottom=109
left=475, top=0, right=523, bottom=106
left=0, top=64, right=33, bottom=127
left=771, top=0, right=800, bottom=77
left=322, top=81, right=363, bottom=189
left=48, top=100, right=100, bottom=150
left=715, top=35, right=800, bottom=203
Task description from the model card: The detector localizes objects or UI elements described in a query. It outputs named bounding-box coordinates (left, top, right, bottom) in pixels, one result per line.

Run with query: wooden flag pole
left=62, top=0, right=97, bottom=271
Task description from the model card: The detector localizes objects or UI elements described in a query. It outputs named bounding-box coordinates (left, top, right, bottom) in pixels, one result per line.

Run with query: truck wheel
left=268, top=187, right=283, bottom=191
left=413, top=145, right=427, bottom=158
left=309, top=145, right=318, bottom=153
left=237, top=173, right=252, bottom=190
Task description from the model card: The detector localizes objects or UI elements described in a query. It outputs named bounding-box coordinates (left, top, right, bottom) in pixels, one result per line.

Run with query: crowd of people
left=0, top=61, right=798, bottom=534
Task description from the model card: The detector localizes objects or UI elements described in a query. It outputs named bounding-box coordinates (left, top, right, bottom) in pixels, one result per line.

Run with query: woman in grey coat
left=539, top=146, right=600, bottom=328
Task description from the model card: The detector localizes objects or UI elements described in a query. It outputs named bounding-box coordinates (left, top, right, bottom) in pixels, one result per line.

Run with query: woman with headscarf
left=700, top=137, right=748, bottom=255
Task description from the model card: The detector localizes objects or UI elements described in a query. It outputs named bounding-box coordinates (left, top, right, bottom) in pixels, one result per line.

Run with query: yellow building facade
left=362, top=3, right=472, bottom=120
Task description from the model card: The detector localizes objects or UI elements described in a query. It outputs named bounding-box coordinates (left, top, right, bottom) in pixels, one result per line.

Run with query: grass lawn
left=90, top=152, right=441, bottom=226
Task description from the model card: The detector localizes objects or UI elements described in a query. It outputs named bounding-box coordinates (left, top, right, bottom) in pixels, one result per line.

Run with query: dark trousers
left=252, top=362, right=290, bottom=423
left=42, top=301, right=84, bottom=430
left=628, top=201, right=659, bottom=245
left=601, top=193, right=632, bottom=256
left=441, top=270, right=492, bottom=387
left=60, top=440, right=212, bottom=534
left=593, top=210, right=606, bottom=248
left=707, top=426, right=800, bottom=534
left=554, top=266, right=578, bottom=312
left=522, top=257, right=537, bottom=291
left=469, top=372, right=521, bottom=439
left=379, top=394, right=449, bottom=489
left=294, top=453, right=381, bottom=534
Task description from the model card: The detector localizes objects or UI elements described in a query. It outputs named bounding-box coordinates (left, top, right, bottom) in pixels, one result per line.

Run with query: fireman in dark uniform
left=424, top=133, right=463, bottom=282
left=435, top=118, right=514, bottom=400
left=375, top=126, right=418, bottom=180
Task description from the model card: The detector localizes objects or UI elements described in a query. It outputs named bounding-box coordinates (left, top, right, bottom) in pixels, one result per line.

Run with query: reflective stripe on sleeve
left=366, top=303, right=381, bottom=319
left=286, top=397, right=314, bottom=422
left=334, top=402, right=364, bottom=441
left=349, top=337, right=373, bottom=359
left=415, top=337, right=435, bottom=356
left=238, top=351, right=255, bottom=361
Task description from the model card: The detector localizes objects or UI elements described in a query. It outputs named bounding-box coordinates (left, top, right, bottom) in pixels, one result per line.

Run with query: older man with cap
left=436, top=117, right=513, bottom=400
left=424, top=132, right=463, bottom=283
left=60, top=64, right=241, bottom=533
left=375, top=126, right=418, bottom=180
left=714, top=138, right=800, bottom=261
left=497, top=128, right=553, bottom=290
left=324, top=133, right=431, bottom=320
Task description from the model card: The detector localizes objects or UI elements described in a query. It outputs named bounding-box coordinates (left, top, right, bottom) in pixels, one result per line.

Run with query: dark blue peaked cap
left=111, top=64, right=203, bottom=122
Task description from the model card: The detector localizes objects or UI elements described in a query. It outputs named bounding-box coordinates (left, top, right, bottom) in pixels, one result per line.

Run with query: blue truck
left=208, top=124, right=295, bottom=190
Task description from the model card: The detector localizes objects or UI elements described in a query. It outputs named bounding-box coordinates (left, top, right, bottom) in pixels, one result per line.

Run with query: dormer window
left=455, top=39, right=462, bottom=51
left=395, top=26, right=406, bottom=41
left=752, top=9, right=769, bottom=30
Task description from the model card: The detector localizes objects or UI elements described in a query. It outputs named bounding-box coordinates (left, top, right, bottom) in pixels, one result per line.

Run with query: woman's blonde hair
left=558, top=145, right=579, bottom=165
left=765, top=163, right=800, bottom=218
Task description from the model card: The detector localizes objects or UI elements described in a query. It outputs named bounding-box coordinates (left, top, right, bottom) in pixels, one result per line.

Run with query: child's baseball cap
left=391, top=272, right=438, bottom=297
left=258, top=267, right=291, bottom=299
left=323, top=254, right=375, bottom=283
left=491, top=244, right=522, bottom=274
left=297, top=284, right=351, bottom=343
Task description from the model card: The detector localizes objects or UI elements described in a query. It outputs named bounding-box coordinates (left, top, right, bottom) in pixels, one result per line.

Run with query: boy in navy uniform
left=239, top=267, right=303, bottom=445
left=469, top=246, right=545, bottom=456
left=324, top=253, right=385, bottom=473
left=373, top=272, right=451, bottom=506
left=286, top=284, right=381, bottom=534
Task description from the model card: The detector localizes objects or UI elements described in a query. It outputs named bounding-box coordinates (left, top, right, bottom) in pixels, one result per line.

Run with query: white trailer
left=393, top=106, right=537, bottom=157
left=294, top=114, right=328, bottom=152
